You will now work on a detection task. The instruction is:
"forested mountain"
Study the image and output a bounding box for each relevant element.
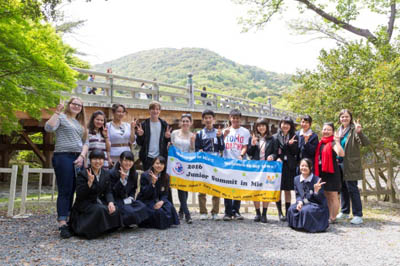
[94,48,295,105]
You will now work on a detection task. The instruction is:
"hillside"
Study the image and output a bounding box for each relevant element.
[94,48,295,104]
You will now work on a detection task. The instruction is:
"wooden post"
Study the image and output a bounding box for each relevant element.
[387,153,396,203]
[20,165,29,215]
[43,132,53,185]
[361,164,368,203]
[374,155,382,201]
[7,165,18,217]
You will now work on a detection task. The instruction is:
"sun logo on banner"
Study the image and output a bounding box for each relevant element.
[265,173,277,184]
[172,162,184,176]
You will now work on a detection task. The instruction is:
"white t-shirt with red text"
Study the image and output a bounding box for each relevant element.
[223,126,250,159]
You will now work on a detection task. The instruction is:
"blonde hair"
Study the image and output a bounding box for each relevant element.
[64,97,87,140]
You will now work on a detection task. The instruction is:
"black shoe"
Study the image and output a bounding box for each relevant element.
[179,212,184,220]
[261,215,268,223]
[279,214,287,222]
[59,224,72,239]
[186,217,193,224]
[253,215,261,222]
[223,215,232,221]
[233,212,244,220]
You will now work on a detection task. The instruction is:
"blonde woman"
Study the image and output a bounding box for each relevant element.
[45,97,88,238]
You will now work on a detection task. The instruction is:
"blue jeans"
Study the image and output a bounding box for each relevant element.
[52,153,80,221]
[178,190,190,218]
[224,199,241,216]
[340,180,363,217]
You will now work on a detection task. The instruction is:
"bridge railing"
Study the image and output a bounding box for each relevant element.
[68,68,299,120]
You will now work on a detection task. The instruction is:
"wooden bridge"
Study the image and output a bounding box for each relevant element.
[1,68,299,178]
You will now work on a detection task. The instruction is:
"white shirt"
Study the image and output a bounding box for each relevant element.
[223,126,250,159]
[300,174,314,183]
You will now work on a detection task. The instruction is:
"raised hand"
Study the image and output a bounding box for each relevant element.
[251,134,258,146]
[149,170,158,185]
[165,126,171,139]
[314,178,326,194]
[355,119,362,134]
[55,103,64,114]
[223,124,230,138]
[87,169,95,187]
[266,155,274,161]
[131,118,138,130]
[288,135,297,145]
[119,169,128,180]
[334,131,341,143]
[102,126,109,138]
[136,123,144,136]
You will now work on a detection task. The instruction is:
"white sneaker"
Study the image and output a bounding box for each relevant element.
[212,214,221,220]
[336,212,350,220]
[350,216,363,225]
[200,214,208,220]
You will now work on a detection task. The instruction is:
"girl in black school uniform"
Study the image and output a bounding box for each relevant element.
[247,118,278,223]
[273,117,299,221]
[137,156,179,229]
[69,149,122,239]
[109,151,149,227]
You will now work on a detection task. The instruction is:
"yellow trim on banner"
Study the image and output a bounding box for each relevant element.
[170,175,280,202]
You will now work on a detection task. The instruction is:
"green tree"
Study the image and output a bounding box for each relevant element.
[287,41,400,159]
[0,0,77,134]
[234,0,398,45]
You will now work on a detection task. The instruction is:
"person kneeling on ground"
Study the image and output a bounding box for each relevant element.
[287,158,329,233]
[137,156,179,229]
[110,151,149,227]
[69,149,122,239]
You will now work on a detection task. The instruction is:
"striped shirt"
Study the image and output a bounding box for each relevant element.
[88,132,109,168]
[45,113,88,153]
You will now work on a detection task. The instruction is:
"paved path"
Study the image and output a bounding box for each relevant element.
[1,203,400,266]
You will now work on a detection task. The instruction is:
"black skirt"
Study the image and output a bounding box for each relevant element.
[139,200,179,229]
[70,203,122,239]
[117,199,150,226]
[280,162,296,191]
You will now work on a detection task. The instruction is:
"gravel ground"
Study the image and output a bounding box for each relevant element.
[1,203,400,266]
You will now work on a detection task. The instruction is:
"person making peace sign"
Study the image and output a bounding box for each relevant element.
[136,101,171,171]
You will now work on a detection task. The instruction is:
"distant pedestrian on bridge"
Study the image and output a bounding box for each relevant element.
[45,97,88,239]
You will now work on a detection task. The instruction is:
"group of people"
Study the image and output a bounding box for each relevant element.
[45,96,368,239]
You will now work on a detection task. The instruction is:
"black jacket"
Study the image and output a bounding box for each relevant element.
[295,131,319,163]
[109,166,139,203]
[273,132,299,170]
[247,136,278,160]
[136,118,170,162]
[74,168,114,211]
[137,170,169,204]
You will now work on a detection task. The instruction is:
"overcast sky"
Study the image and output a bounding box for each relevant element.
[62,0,374,74]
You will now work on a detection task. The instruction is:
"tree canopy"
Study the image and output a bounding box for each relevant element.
[234,0,398,45]
[0,0,78,134]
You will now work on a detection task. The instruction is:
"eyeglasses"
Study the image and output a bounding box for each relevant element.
[70,102,83,108]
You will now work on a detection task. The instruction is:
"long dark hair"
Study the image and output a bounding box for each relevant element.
[278,116,296,137]
[253,118,270,139]
[114,151,136,179]
[150,156,169,188]
[88,110,107,136]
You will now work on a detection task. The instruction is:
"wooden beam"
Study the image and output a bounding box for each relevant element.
[0,144,54,150]
[20,132,46,163]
